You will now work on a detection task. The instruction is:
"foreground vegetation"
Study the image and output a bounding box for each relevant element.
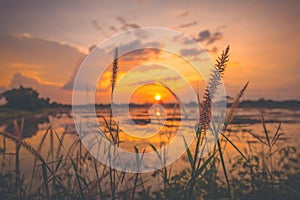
[0,123,299,199]
[0,47,299,199]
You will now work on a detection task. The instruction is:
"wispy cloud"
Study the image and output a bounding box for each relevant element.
[194,29,223,45]
[180,48,204,57]
[116,16,140,31]
[91,20,102,31]
[110,25,118,32]
[179,46,218,60]
[178,10,189,17]
[206,32,222,45]
[91,20,108,35]
[118,40,162,61]
[178,21,197,28]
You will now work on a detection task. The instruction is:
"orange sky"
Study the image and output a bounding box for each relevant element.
[0,0,299,103]
[93,48,207,104]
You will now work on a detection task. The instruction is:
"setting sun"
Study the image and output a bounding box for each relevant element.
[154,94,161,101]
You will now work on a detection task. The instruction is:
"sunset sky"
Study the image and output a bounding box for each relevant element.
[0,0,299,104]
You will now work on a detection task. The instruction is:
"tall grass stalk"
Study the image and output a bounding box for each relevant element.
[186,46,230,197]
[110,47,118,131]
[12,118,24,198]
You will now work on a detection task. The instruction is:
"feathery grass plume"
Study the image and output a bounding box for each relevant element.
[187,46,230,197]
[204,46,231,196]
[111,47,118,94]
[193,46,230,166]
[110,47,118,131]
[0,131,44,163]
[199,45,230,132]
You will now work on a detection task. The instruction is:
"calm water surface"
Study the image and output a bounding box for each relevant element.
[0,107,299,181]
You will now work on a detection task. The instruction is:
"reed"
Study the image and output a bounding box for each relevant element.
[187,46,232,197]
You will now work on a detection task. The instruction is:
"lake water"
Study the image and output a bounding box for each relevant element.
[0,107,299,183]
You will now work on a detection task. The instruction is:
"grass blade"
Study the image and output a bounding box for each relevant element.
[271,122,282,146]
[261,115,270,147]
[193,151,216,180]
[41,163,50,200]
[247,130,268,146]
[70,158,85,199]
[219,131,248,161]
[217,139,231,195]
[183,136,194,171]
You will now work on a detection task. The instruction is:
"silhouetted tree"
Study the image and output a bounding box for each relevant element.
[0,86,52,111]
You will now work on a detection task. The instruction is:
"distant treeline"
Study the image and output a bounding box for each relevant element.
[2,87,300,111]
[229,99,300,109]
[93,99,300,109]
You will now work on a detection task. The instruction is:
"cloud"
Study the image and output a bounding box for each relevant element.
[162,76,181,82]
[10,73,72,103]
[117,39,162,55]
[179,29,224,46]
[88,45,97,52]
[110,26,118,32]
[125,65,164,74]
[134,29,149,39]
[62,56,86,90]
[209,46,218,54]
[116,16,140,31]
[62,40,163,92]
[116,16,127,24]
[118,39,143,52]
[62,44,107,91]
[180,48,204,57]
[91,20,102,31]
[196,30,210,42]
[0,33,85,87]
[178,10,189,17]
[117,40,162,61]
[206,32,222,45]
[122,66,182,92]
[179,47,218,60]
[178,21,197,28]
[120,48,161,62]
[194,29,223,45]
[216,25,227,31]
[123,23,140,29]
[91,20,108,36]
